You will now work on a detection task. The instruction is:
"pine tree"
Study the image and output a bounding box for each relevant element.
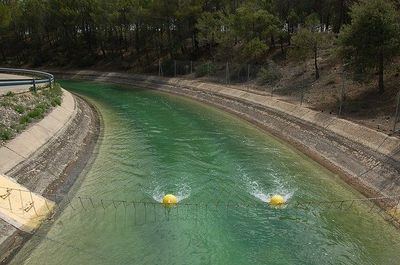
[339,0,400,93]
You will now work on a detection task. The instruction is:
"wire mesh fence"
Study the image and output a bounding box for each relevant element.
[1,185,399,224]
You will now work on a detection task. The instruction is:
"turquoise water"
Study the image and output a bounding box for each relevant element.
[11,80,400,265]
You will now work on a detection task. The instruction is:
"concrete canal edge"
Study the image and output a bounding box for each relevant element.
[0,89,100,264]
[52,70,400,225]
[0,90,76,173]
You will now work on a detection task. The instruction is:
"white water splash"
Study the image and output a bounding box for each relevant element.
[147,182,191,203]
[149,185,164,202]
[245,174,295,204]
[176,183,191,201]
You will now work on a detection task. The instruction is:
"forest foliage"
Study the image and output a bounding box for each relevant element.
[0,0,399,91]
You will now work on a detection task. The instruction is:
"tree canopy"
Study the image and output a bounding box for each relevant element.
[290,13,332,80]
[0,0,399,88]
[339,0,400,93]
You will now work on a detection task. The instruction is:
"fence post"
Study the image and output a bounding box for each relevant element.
[300,65,305,106]
[32,79,36,92]
[190,61,193,74]
[339,68,346,116]
[393,90,400,132]
[174,60,177,77]
[226,62,229,84]
[247,64,250,82]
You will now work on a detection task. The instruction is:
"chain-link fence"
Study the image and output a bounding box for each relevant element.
[147,59,264,85]
[143,59,400,135]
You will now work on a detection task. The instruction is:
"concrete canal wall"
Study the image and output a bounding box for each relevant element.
[0,84,100,263]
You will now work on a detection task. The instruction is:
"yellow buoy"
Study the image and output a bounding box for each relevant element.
[162,194,177,207]
[269,194,285,207]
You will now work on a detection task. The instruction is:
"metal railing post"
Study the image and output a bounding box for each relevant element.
[32,79,36,92]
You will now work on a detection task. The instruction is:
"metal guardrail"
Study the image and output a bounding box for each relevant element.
[0,68,54,88]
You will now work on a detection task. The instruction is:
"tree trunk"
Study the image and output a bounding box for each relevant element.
[378,51,384,94]
[135,22,140,54]
[270,35,275,48]
[336,0,345,33]
[314,46,320,80]
[0,47,6,61]
[279,36,285,55]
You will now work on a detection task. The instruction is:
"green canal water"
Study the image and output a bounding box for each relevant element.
[11,80,400,265]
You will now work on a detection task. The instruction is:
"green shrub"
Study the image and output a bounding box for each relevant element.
[5,91,15,97]
[257,62,282,85]
[19,115,31,125]
[228,64,260,82]
[51,97,62,106]
[52,83,62,94]
[27,105,47,119]
[43,83,62,100]
[14,105,25,114]
[11,123,25,133]
[195,62,217,77]
[0,98,12,107]
[37,102,50,110]
[0,128,12,140]
[4,83,63,132]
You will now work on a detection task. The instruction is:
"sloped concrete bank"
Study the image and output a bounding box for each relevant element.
[53,70,400,224]
[0,89,100,264]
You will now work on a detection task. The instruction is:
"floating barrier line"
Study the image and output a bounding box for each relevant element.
[0,185,399,206]
[0,185,398,216]
[32,160,400,210]
[0,168,399,223]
